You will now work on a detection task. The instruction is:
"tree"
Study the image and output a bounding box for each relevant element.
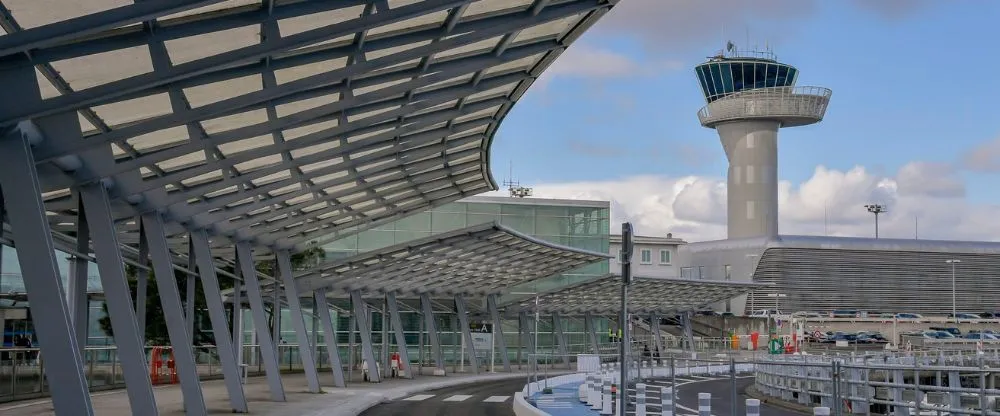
[98,246,326,346]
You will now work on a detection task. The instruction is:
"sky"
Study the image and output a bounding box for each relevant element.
[486,0,1000,242]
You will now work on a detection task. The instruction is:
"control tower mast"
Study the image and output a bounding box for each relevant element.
[695,44,831,239]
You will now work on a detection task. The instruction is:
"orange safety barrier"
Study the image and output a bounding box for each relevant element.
[149,347,179,385]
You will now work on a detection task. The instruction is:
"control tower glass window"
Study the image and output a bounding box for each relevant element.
[696,60,799,102]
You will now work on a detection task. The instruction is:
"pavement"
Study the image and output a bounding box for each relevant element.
[0,368,544,416]
[359,377,527,416]
[644,375,806,416]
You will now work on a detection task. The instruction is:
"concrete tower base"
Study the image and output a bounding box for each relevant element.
[716,120,780,240]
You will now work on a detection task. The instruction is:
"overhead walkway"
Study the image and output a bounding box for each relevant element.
[0,1,620,415]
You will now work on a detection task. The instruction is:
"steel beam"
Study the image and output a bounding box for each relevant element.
[351,290,381,383]
[487,295,511,372]
[235,241,286,401]
[136,219,148,344]
[585,313,600,355]
[385,292,412,378]
[454,295,479,374]
[142,213,208,415]
[68,195,90,352]
[79,183,159,415]
[276,250,321,392]
[420,293,444,371]
[190,230,248,412]
[0,127,94,416]
[314,289,346,387]
[553,312,570,367]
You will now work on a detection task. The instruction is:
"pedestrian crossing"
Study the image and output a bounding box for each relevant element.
[400,394,511,403]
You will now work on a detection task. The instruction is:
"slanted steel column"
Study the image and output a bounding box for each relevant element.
[185,237,196,341]
[234,241,286,401]
[681,311,695,350]
[420,293,444,371]
[276,250,321,392]
[0,129,94,415]
[454,295,479,374]
[141,214,208,415]
[487,295,511,371]
[385,292,413,378]
[136,219,148,345]
[351,291,381,383]
[68,196,90,352]
[231,277,243,364]
[190,231,248,412]
[314,289,346,387]
[585,313,600,354]
[80,184,160,415]
[271,281,281,347]
[650,314,664,357]
[553,312,570,367]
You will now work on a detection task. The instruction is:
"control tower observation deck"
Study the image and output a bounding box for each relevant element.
[695,48,831,239]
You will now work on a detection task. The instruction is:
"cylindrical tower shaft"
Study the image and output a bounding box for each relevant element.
[717,121,779,239]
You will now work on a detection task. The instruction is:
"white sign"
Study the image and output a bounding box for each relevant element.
[470,332,493,357]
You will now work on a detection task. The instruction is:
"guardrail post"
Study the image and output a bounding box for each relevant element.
[746,398,760,416]
[813,406,830,416]
[636,383,646,416]
[661,386,674,416]
[698,392,711,416]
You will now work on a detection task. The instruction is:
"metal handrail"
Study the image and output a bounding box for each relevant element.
[697,85,832,126]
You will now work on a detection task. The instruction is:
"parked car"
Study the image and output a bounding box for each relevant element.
[895,313,924,321]
[948,313,982,321]
[963,333,999,340]
[929,327,961,336]
[830,309,861,318]
[792,311,823,318]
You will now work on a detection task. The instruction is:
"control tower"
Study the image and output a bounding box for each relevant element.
[695,45,831,239]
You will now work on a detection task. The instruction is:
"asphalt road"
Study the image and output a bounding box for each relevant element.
[359,377,525,416]
[672,376,804,416]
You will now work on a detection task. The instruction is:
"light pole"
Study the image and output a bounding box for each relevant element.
[946,259,960,323]
[864,204,886,239]
[766,293,788,315]
[619,222,634,416]
[746,254,759,315]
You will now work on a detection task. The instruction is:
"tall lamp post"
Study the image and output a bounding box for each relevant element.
[745,254,759,315]
[864,204,886,239]
[619,222,634,416]
[946,259,960,323]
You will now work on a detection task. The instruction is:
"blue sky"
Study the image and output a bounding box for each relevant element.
[484,0,1000,241]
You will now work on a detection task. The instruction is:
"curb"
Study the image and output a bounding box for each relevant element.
[743,385,815,414]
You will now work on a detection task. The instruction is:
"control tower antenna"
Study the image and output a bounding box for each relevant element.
[502,161,532,198]
[694,47,832,239]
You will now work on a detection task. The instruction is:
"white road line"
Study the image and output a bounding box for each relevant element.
[443,394,473,402]
[403,394,435,401]
[483,395,510,403]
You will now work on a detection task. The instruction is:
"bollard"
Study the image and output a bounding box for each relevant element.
[636,383,647,416]
[813,407,830,416]
[585,375,594,405]
[601,379,612,415]
[746,398,760,416]
[661,386,674,416]
[590,376,602,410]
[698,392,711,416]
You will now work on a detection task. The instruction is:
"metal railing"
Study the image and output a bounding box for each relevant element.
[697,85,832,127]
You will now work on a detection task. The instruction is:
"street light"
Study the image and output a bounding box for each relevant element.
[766,293,788,315]
[946,259,961,323]
[746,254,759,315]
[864,204,887,239]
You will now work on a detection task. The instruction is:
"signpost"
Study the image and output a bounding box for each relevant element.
[620,222,634,416]
[469,322,494,371]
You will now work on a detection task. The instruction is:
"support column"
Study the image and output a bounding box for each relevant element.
[80,184,159,415]
[585,313,600,354]
[185,263,196,341]
[0,130,94,415]
[351,291,381,383]
[234,241,286,401]
[519,312,537,370]
[650,314,664,358]
[276,250,321,392]
[386,292,413,378]
[314,289,346,387]
[136,219,148,345]
[553,312,570,367]
[421,293,445,371]
[231,278,243,365]
[681,311,695,351]
[455,295,479,374]
[190,231,248,412]
[142,213,208,415]
[487,295,511,371]
[68,196,90,352]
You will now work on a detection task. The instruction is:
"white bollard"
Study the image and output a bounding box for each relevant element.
[746,398,760,416]
[601,379,612,415]
[636,383,647,416]
[698,392,711,416]
[813,407,831,416]
[661,386,674,416]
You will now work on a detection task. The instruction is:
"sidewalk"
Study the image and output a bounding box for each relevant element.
[0,369,537,416]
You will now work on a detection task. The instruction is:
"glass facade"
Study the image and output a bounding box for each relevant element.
[695,59,798,102]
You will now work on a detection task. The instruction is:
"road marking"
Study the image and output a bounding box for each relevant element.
[483,395,510,402]
[403,394,434,401]
[443,394,473,402]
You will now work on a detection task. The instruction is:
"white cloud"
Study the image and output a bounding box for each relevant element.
[537,44,683,86]
[495,162,1000,243]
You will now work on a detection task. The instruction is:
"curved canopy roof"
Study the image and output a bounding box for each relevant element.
[0,0,616,257]
[294,221,612,296]
[510,274,764,315]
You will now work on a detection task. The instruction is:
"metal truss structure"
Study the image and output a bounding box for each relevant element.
[295,221,613,295]
[511,275,765,315]
[0,1,619,415]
